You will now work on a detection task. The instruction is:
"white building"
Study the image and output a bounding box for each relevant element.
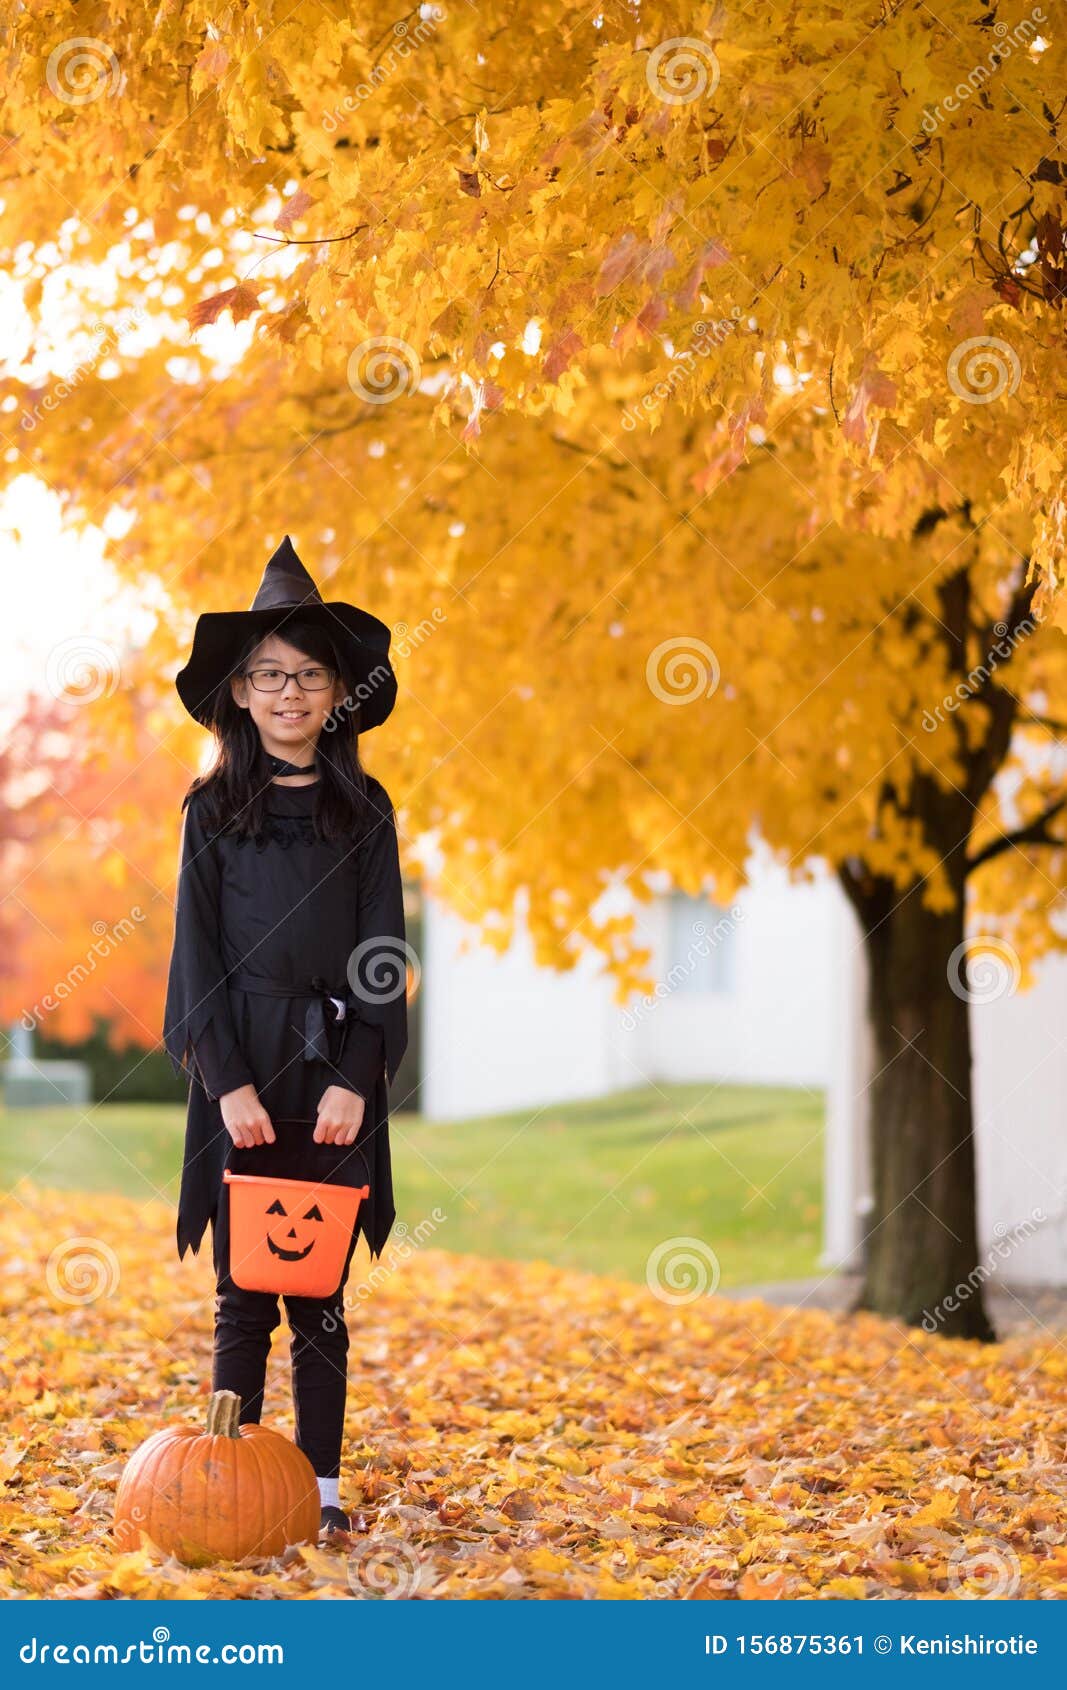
[820,901,1067,1289]
[421,852,843,1117]
[417,859,1067,1289]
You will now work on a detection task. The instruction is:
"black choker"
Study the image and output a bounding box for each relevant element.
[264,750,317,777]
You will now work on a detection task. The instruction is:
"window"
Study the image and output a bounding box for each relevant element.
[665,892,737,994]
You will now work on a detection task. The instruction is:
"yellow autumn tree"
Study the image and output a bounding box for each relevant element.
[2,0,1066,1336]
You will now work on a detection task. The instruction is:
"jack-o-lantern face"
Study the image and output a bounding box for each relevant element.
[265,1197,325,1262]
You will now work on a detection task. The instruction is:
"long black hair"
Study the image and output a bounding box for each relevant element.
[183,611,375,844]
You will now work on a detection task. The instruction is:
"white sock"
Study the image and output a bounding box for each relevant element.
[317,1476,340,1509]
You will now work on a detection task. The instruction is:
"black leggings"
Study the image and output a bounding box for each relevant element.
[209,1193,360,1479]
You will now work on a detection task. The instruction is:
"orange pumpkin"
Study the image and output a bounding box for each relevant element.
[113,1389,320,1566]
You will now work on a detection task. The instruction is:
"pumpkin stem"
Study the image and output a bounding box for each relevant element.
[205,1389,243,1438]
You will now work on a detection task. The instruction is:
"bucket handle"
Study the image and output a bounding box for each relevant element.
[223,1168,370,1198]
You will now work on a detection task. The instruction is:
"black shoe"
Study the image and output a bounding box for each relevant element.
[319,1504,352,1539]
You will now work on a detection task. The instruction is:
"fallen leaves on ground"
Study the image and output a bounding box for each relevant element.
[1,1180,1066,1599]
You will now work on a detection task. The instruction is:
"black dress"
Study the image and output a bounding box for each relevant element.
[161,774,408,1269]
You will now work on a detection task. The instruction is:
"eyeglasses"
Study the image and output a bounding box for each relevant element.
[244,665,337,692]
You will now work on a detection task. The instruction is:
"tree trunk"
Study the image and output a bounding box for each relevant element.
[844,861,995,1342]
[833,556,1034,1342]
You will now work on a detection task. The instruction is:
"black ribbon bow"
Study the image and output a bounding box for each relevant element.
[304,974,350,1064]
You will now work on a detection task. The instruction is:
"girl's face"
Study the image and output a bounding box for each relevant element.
[230,633,348,762]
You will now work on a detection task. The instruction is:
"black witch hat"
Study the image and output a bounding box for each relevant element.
[174,536,397,731]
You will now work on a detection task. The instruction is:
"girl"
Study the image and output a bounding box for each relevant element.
[162,536,408,1543]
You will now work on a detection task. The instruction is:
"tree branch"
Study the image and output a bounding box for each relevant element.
[1017,713,1067,737]
[252,224,369,246]
[971,561,1040,677]
[967,795,1067,873]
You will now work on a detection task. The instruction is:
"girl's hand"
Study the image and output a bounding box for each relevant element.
[220,1084,276,1148]
[314,1085,366,1146]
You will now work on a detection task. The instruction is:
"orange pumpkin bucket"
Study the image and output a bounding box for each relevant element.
[223,1169,370,1297]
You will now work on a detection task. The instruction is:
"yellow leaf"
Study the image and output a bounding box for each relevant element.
[909,1488,958,1527]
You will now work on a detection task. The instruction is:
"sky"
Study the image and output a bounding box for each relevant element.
[0,236,275,730]
[0,477,155,731]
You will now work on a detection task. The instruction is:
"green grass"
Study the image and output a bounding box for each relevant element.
[0,1083,824,1286]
